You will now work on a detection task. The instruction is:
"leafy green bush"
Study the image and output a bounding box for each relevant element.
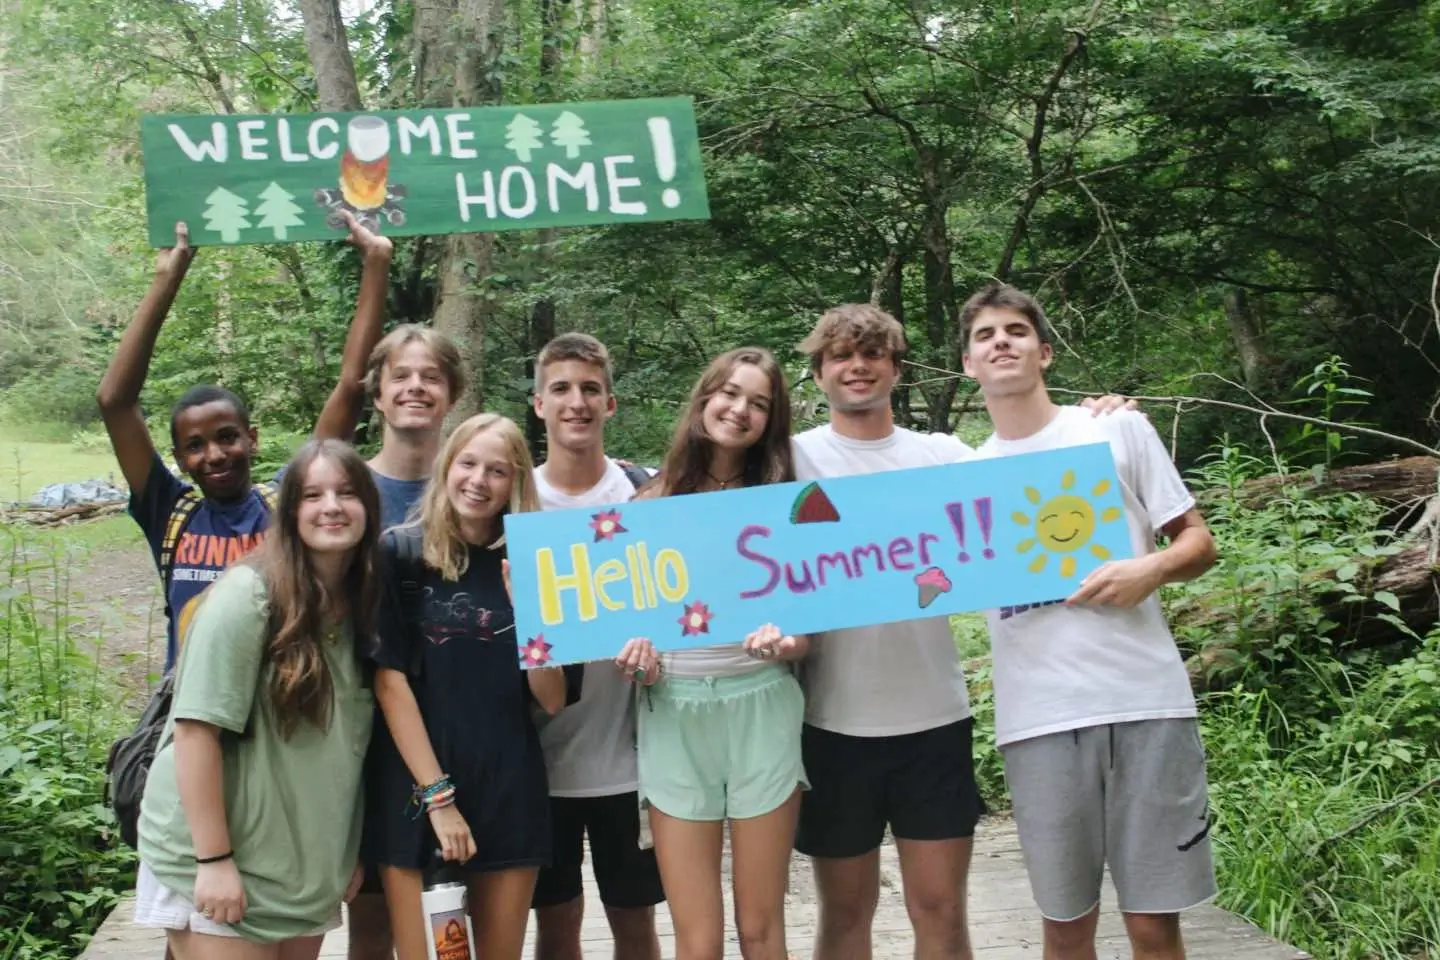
[1,530,136,960]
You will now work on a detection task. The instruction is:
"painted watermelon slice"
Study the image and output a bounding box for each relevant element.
[790,482,841,524]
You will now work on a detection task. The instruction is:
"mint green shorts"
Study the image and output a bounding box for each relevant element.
[637,665,808,821]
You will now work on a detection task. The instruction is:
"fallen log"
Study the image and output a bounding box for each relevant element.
[1178,543,1439,692]
[0,500,127,526]
[1200,456,1437,519]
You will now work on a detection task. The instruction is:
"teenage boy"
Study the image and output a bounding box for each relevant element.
[96,215,392,672]
[529,332,664,960]
[363,323,467,528]
[346,322,467,960]
[790,304,1132,960]
[961,283,1217,960]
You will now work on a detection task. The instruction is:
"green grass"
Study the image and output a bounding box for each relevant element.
[0,420,126,502]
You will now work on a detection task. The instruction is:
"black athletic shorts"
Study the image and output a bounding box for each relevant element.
[795,717,987,859]
[531,792,665,910]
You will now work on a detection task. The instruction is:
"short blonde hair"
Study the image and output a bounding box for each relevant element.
[536,332,613,392]
[796,304,908,375]
[416,413,539,580]
[364,325,467,403]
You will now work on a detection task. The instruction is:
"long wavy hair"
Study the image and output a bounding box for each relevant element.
[247,438,382,739]
[652,347,795,497]
[414,413,540,580]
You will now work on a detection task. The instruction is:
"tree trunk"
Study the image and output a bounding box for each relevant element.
[920,201,960,433]
[1224,286,1266,392]
[880,252,914,430]
[412,0,506,421]
[294,0,363,112]
[578,0,605,60]
[524,0,563,460]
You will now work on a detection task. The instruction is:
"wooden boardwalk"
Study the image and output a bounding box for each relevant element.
[82,819,1309,959]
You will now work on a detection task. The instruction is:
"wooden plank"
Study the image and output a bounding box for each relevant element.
[82,819,1310,960]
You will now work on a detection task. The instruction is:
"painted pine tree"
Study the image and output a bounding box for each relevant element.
[550,112,592,159]
[203,187,251,243]
[254,183,305,240]
[505,113,545,163]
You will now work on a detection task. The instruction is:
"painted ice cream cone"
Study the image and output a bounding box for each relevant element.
[915,566,953,609]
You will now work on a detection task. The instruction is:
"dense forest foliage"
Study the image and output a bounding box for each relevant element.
[1,0,1438,958]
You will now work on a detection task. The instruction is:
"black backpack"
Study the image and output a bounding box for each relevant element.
[104,673,175,849]
[104,485,278,849]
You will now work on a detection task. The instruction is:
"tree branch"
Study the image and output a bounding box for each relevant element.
[1308,774,1440,858]
[995,28,1088,280]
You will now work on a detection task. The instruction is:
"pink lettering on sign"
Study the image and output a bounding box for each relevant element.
[736,524,942,599]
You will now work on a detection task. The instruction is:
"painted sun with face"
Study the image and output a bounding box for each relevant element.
[1013,470,1123,578]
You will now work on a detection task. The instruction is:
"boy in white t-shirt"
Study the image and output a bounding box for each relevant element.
[961,284,1218,960]
[790,304,1132,960]
[528,333,663,960]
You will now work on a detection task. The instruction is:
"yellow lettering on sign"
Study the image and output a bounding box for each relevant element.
[537,544,596,624]
[535,541,693,624]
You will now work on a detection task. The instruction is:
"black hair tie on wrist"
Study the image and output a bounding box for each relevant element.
[196,851,234,864]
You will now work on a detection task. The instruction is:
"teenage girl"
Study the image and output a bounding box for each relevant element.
[364,413,569,960]
[135,438,384,959]
[617,347,810,960]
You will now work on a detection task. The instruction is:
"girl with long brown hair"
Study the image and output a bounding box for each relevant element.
[363,413,569,960]
[617,347,811,960]
[134,438,384,959]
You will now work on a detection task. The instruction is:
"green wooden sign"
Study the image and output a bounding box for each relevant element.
[140,97,710,247]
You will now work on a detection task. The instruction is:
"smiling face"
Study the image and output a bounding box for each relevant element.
[701,362,773,451]
[296,454,368,555]
[445,429,515,539]
[962,306,1053,397]
[815,340,899,414]
[374,341,453,434]
[535,358,615,453]
[1035,494,1096,553]
[172,400,257,502]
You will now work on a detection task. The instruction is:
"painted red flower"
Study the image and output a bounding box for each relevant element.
[678,601,714,637]
[589,509,628,542]
[521,635,554,667]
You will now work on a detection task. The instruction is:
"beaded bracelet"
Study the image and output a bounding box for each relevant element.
[407,775,456,819]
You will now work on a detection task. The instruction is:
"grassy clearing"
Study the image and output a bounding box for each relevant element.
[0,421,125,502]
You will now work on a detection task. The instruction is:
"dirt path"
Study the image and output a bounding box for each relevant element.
[63,538,164,708]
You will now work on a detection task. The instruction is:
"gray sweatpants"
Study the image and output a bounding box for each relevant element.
[1001,718,1218,922]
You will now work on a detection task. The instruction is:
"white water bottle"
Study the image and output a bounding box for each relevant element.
[422,858,476,960]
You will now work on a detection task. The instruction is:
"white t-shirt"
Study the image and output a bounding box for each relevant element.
[790,425,975,737]
[533,459,642,797]
[974,407,1199,747]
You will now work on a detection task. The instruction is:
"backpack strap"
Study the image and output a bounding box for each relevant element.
[390,528,427,678]
[255,482,278,513]
[620,463,653,493]
[158,489,204,597]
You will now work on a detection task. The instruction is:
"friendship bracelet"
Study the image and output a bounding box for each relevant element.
[424,787,457,813]
[407,775,457,819]
[195,851,234,864]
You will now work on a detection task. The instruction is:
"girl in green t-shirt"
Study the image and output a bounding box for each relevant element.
[135,438,384,955]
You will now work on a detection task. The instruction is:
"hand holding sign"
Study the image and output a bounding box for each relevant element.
[743,623,806,661]
[155,221,197,282]
[615,637,661,686]
[340,209,393,262]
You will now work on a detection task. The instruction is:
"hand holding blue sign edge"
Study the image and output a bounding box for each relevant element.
[504,442,1134,667]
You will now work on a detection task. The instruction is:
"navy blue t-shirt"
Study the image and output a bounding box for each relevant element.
[371,469,428,532]
[128,454,273,671]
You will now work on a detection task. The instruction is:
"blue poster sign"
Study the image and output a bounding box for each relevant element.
[504,443,1134,667]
